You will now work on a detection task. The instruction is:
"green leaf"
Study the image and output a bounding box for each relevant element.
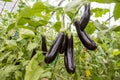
[116,61,120,67]
[52,22,61,32]
[17,18,49,27]
[111,26,120,32]
[112,49,120,56]
[18,25,36,33]
[85,21,96,34]
[65,0,84,12]
[0,65,19,79]
[32,1,54,13]
[114,3,120,20]
[90,0,119,3]
[5,40,17,47]
[17,17,29,25]
[19,7,33,17]
[24,52,44,80]
[19,28,35,39]
[40,71,51,78]
[15,71,23,80]
[5,40,17,50]
[66,11,75,20]
[32,20,48,27]
[27,43,38,51]
[93,20,108,30]
[32,2,48,12]
[0,52,11,62]
[3,0,11,2]
[19,2,54,18]
[91,8,110,17]
[7,23,15,31]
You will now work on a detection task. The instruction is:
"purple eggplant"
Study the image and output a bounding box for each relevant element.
[44,33,64,63]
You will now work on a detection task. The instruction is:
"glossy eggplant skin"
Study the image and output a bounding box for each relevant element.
[59,34,67,54]
[45,33,64,64]
[42,35,47,55]
[64,34,75,74]
[74,22,97,50]
[78,4,90,31]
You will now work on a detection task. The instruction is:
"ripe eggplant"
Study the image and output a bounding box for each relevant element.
[44,33,64,64]
[78,4,90,30]
[42,35,47,55]
[64,34,75,74]
[59,34,67,54]
[74,22,97,50]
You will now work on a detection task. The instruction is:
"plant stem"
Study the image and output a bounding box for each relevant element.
[61,14,65,31]
[104,15,113,23]
[68,6,81,31]
[50,55,59,80]
[68,1,89,31]
[51,0,64,15]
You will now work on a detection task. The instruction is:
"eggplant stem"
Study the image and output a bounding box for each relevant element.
[50,55,59,79]
[68,6,81,32]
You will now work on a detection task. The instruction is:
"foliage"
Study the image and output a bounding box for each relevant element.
[0,0,120,80]
[91,8,109,17]
[114,3,120,20]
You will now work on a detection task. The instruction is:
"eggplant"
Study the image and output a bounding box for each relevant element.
[74,22,97,50]
[44,33,64,64]
[42,35,47,55]
[78,4,90,30]
[59,34,67,54]
[64,34,75,74]
[31,48,37,58]
[80,30,96,50]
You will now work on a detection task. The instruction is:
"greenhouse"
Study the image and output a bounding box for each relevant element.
[0,0,120,80]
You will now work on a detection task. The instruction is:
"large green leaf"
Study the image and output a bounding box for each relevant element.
[19,28,35,38]
[18,25,37,33]
[19,7,33,18]
[0,52,11,62]
[65,0,84,12]
[24,52,44,80]
[33,1,54,13]
[17,17,49,27]
[19,2,54,18]
[85,21,96,34]
[91,8,109,17]
[114,3,120,20]
[0,65,20,79]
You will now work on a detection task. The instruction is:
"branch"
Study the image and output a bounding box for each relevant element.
[105,15,113,23]
[10,0,19,12]
[0,2,6,14]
